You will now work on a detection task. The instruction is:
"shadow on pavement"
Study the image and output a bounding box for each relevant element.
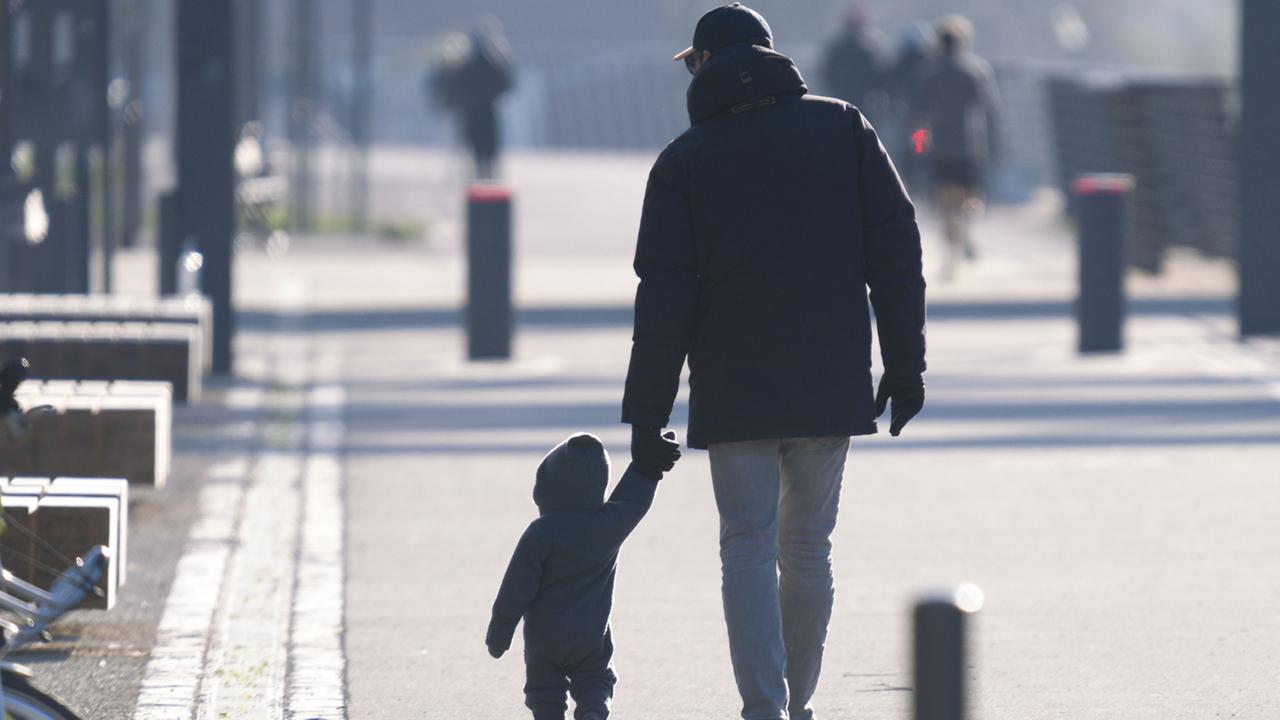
[236,295,1233,333]
[342,395,1278,433]
[341,432,1280,456]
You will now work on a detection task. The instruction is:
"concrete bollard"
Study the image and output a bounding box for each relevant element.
[914,583,984,720]
[1073,174,1134,354]
[466,184,514,360]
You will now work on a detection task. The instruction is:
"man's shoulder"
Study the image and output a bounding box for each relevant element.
[799,93,854,111]
[647,133,697,186]
[798,94,867,123]
[655,130,697,163]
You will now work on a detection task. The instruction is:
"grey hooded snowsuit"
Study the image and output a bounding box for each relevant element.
[486,434,659,720]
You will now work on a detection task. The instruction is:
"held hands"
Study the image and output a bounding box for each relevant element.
[630,426,681,480]
[875,373,925,437]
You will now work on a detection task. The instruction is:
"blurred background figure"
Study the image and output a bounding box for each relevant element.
[886,21,938,196]
[910,14,1000,280]
[427,17,515,181]
[820,5,889,123]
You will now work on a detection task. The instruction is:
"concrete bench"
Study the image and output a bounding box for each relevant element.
[1,477,128,610]
[0,294,213,372]
[0,380,172,487]
[0,321,201,402]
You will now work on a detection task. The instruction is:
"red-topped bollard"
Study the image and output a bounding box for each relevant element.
[1072,174,1134,354]
[466,184,514,360]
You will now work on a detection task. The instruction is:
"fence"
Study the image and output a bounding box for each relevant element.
[1045,72,1238,272]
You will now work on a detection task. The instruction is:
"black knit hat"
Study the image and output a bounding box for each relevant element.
[673,3,773,61]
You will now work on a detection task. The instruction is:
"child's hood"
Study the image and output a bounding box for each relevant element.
[534,433,610,514]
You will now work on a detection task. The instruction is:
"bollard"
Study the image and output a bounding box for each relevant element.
[1073,174,1134,354]
[466,184,514,360]
[914,583,984,720]
[157,190,181,296]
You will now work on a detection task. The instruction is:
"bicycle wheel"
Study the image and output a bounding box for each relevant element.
[1,670,81,720]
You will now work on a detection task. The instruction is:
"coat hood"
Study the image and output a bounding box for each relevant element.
[687,44,808,124]
[533,433,610,514]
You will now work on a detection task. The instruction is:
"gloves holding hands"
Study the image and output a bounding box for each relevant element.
[875,373,925,437]
[630,426,681,480]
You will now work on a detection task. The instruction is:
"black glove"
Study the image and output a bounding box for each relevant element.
[486,619,513,659]
[630,426,681,479]
[875,373,924,437]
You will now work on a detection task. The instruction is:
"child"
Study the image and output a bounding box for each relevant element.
[487,431,679,720]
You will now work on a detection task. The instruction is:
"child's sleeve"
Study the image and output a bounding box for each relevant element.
[600,463,660,544]
[486,524,550,657]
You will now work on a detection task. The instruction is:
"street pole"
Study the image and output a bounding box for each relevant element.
[1,1,10,164]
[86,0,111,294]
[121,0,145,250]
[237,0,262,126]
[1239,0,1280,336]
[351,0,372,230]
[290,0,315,231]
[0,2,11,290]
[177,0,235,374]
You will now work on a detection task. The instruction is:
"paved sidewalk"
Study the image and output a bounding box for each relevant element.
[290,154,1276,719]
[92,149,1277,719]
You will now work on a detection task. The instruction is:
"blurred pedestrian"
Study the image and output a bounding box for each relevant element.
[819,5,889,120]
[623,4,927,718]
[427,17,514,180]
[885,22,938,194]
[910,14,1001,279]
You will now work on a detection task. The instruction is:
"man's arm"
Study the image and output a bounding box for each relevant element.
[621,149,699,430]
[486,524,549,658]
[600,463,661,544]
[856,111,926,379]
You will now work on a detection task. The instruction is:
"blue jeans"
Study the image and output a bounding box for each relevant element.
[709,437,850,720]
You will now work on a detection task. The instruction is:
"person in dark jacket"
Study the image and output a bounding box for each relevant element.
[910,14,1001,279]
[819,5,888,120]
[622,4,926,719]
[885,22,939,194]
[486,432,679,720]
[429,16,514,180]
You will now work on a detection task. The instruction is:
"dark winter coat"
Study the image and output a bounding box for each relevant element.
[486,434,657,659]
[433,32,513,162]
[821,27,887,109]
[911,49,1000,163]
[621,44,926,449]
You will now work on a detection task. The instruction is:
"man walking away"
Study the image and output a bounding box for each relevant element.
[820,5,888,121]
[911,15,1001,280]
[885,22,938,195]
[622,4,927,719]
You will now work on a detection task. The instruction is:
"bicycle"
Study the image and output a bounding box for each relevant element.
[1,357,111,719]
